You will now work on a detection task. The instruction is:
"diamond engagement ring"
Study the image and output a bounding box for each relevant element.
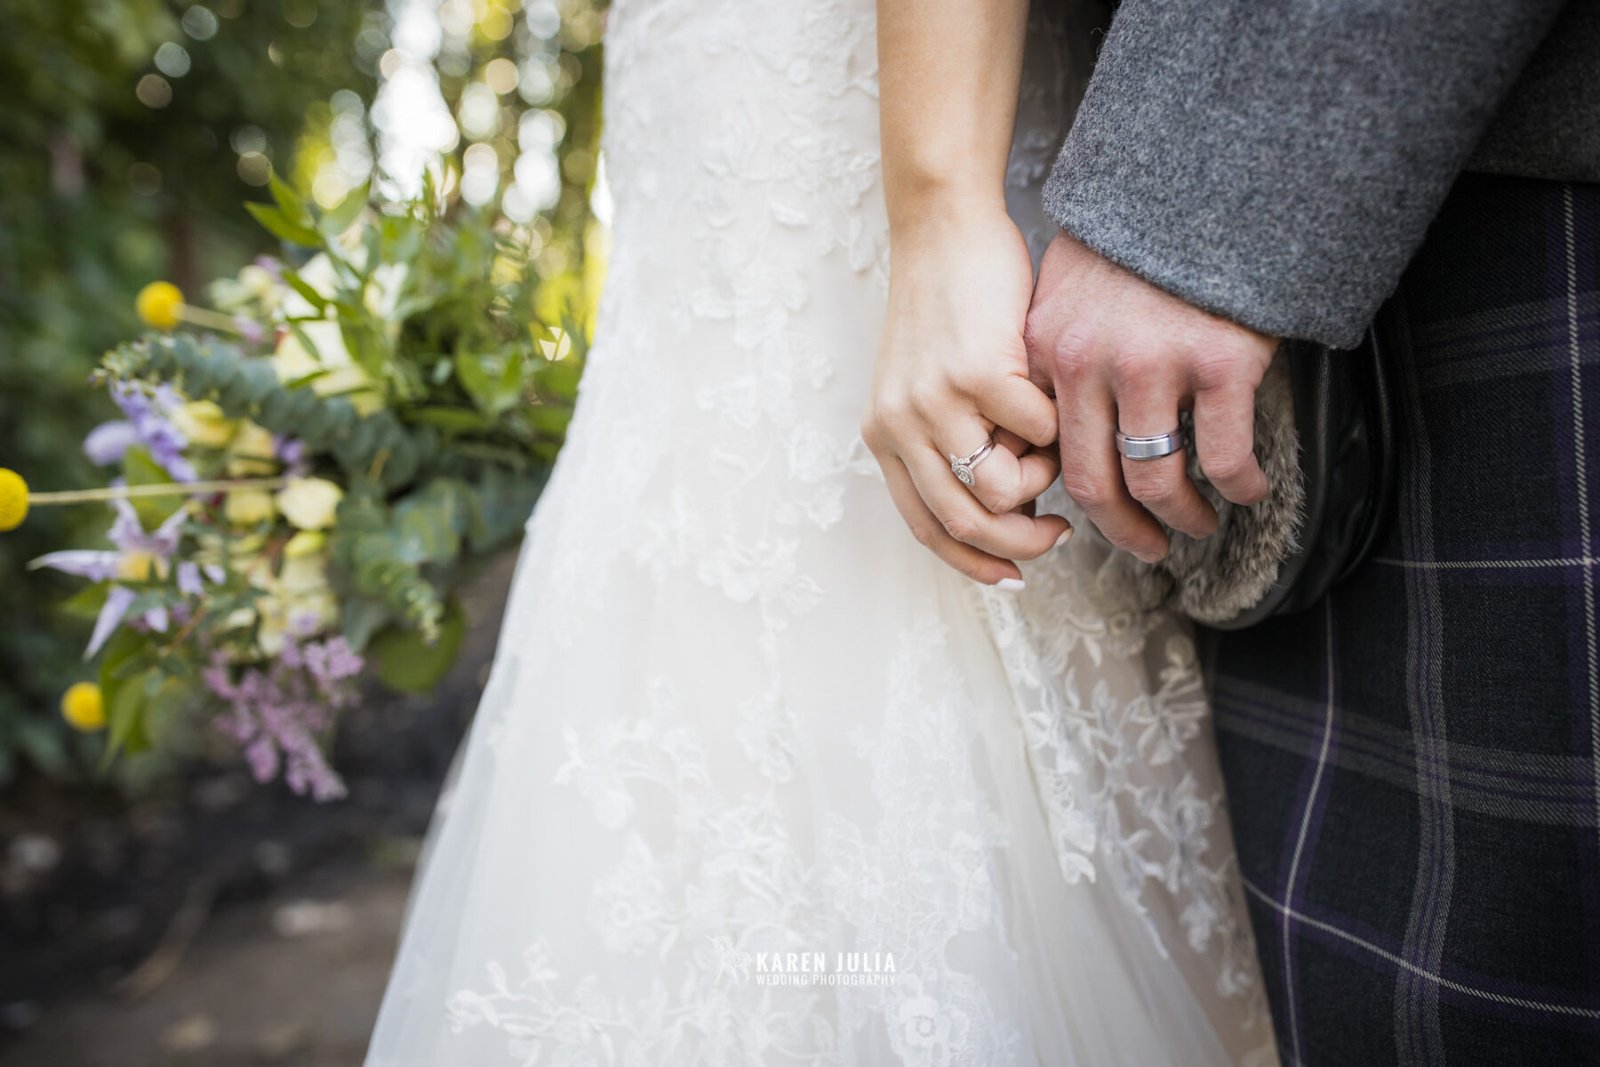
[949,431,998,487]
[1115,427,1186,461]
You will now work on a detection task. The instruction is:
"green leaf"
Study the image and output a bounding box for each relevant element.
[105,670,150,759]
[279,268,330,313]
[121,445,180,529]
[368,598,467,693]
[60,583,110,620]
[268,173,314,228]
[321,180,370,236]
[98,628,151,764]
[245,201,322,248]
[340,596,394,652]
[404,406,497,435]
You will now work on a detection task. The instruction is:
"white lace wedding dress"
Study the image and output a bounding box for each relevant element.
[366,1,1276,1063]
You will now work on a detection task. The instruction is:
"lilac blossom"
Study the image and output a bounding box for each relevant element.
[235,316,265,345]
[83,382,197,482]
[203,621,362,801]
[274,436,311,477]
[30,498,191,658]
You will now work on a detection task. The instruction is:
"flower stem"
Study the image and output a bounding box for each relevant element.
[28,477,290,506]
[179,305,244,334]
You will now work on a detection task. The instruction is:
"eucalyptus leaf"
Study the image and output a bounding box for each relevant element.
[368,598,467,694]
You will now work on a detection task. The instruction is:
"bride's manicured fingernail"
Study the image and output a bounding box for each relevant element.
[994,577,1026,592]
[1053,528,1074,548]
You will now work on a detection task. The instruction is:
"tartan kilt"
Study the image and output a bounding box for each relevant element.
[1204,172,1600,1066]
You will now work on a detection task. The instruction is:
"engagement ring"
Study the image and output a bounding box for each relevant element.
[949,431,998,487]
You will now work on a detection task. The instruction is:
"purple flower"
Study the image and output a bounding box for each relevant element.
[30,498,189,658]
[83,421,141,466]
[85,382,197,482]
[177,560,204,597]
[87,587,137,659]
[203,629,362,802]
[235,316,265,345]
[274,436,310,477]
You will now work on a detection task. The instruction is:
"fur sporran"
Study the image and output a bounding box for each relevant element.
[1088,314,1399,630]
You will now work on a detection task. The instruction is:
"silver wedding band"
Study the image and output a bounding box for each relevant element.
[949,431,998,487]
[1115,427,1185,461]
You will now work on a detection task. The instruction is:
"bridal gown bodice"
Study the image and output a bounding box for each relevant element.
[365,1,1277,1063]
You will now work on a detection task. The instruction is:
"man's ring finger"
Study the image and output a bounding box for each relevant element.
[1115,427,1186,462]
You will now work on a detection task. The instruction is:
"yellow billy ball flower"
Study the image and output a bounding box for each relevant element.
[135,281,185,331]
[0,468,29,532]
[60,682,107,732]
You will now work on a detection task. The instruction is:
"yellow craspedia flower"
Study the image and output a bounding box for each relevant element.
[60,682,106,732]
[0,468,29,532]
[135,281,185,331]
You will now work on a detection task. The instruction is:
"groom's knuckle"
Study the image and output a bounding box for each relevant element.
[1058,332,1100,376]
[1126,469,1175,506]
[1022,308,1052,356]
[1201,448,1251,486]
[1060,471,1107,510]
[1192,343,1258,391]
[1109,348,1155,389]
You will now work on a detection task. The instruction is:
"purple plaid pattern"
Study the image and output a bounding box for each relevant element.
[1205,173,1600,1065]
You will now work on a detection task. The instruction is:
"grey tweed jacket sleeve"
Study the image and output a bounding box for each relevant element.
[1041,0,1578,348]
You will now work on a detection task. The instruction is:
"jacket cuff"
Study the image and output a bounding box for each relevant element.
[1042,0,1564,349]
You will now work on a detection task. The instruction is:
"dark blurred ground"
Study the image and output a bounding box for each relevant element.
[0,550,518,1067]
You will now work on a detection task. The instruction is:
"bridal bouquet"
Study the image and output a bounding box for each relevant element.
[0,177,581,799]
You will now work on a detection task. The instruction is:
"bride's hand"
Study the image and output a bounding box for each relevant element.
[862,210,1072,587]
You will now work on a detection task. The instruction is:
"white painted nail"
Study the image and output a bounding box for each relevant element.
[995,577,1026,592]
[1054,528,1074,548]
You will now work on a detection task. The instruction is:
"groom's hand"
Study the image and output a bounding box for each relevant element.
[1024,232,1276,562]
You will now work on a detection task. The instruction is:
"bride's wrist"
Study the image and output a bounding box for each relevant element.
[888,192,1012,257]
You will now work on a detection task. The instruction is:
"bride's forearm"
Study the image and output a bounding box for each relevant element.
[876,0,1030,234]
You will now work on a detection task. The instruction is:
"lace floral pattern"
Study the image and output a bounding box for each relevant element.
[367,1,1272,1064]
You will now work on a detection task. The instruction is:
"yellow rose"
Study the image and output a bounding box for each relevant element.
[240,552,276,590]
[283,530,327,559]
[255,587,338,655]
[238,264,280,303]
[272,322,382,415]
[171,400,238,450]
[60,682,107,732]
[224,487,277,527]
[278,553,329,595]
[135,281,185,331]
[226,420,278,477]
[275,477,343,531]
[0,468,29,532]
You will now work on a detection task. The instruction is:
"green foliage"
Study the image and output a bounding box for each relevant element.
[0,0,608,790]
[75,179,569,790]
[0,0,376,787]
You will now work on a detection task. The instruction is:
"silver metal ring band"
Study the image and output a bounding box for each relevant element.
[1115,428,1185,461]
[949,432,998,487]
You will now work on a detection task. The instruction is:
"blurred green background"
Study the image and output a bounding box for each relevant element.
[0,0,606,789]
[0,3,611,1059]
